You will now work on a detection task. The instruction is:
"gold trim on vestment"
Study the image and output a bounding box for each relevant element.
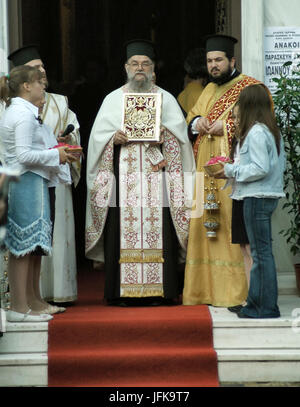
[186,258,244,268]
[62,96,69,130]
[41,93,51,122]
[119,249,164,264]
[49,94,62,135]
[120,284,164,297]
[42,93,62,136]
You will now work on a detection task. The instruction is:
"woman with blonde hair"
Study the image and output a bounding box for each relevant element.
[0,65,74,322]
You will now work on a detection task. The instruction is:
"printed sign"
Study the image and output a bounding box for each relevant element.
[264,27,300,94]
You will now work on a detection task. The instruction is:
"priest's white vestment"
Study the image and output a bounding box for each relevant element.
[86,85,195,299]
[40,92,80,303]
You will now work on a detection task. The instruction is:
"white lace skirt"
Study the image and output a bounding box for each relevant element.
[4,172,52,257]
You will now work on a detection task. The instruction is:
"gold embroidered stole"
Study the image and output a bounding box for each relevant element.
[42,93,81,185]
[193,76,260,159]
[42,93,67,136]
[85,133,190,296]
[119,143,164,297]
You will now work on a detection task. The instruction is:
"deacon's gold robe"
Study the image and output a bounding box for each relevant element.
[183,73,260,307]
[177,80,205,116]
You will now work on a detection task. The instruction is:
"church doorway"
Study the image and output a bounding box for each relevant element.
[19,0,216,264]
[21,0,216,97]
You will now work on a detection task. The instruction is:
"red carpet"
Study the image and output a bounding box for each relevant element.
[48,266,219,387]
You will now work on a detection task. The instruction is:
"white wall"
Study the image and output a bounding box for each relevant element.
[264,0,300,26]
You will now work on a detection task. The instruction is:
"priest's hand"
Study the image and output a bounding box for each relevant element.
[195,117,211,135]
[159,126,166,144]
[114,130,128,145]
[208,120,224,137]
[57,130,72,143]
[148,126,166,146]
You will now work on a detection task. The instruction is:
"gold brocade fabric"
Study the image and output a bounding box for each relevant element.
[183,74,260,307]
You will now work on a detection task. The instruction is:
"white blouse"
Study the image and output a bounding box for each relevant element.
[0,97,60,181]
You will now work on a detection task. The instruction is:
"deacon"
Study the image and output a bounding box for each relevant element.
[177,47,209,117]
[7,45,80,311]
[85,39,195,306]
[183,35,263,308]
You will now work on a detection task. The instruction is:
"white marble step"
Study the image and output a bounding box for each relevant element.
[210,294,300,383]
[218,349,300,383]
[213,325,300,349]
[0,321,48,354]
[0,320,48,387]
[0,353,48,386]
[210,294,300,350]
[218,348,300,361]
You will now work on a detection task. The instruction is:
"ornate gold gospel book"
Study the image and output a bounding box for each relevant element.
[122,93,162,142]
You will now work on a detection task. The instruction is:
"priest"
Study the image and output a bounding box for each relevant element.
[85,39,195,305]
[183,35,262,307]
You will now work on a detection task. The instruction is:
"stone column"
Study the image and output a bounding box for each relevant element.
[0,0,9,76]
[241,0,264,81]
[7,0,22,61]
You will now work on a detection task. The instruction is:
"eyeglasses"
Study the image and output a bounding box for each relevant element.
[127,61,153,69]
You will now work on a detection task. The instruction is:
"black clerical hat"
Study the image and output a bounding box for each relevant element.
[205,34,238,56]
[125,39,155,60]
[8,45,41,66]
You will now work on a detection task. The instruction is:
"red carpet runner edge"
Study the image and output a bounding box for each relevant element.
[48,268,219,387]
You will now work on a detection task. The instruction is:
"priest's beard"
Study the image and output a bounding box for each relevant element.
[41,74,49,90]
[127,70,153,92]
[209,66,234,85]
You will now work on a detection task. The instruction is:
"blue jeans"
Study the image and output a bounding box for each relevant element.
[241,197,280,318]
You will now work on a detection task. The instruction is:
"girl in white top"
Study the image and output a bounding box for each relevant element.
[0,65,74,322]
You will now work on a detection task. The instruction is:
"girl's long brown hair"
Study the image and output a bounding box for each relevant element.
[236,84,281,155]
